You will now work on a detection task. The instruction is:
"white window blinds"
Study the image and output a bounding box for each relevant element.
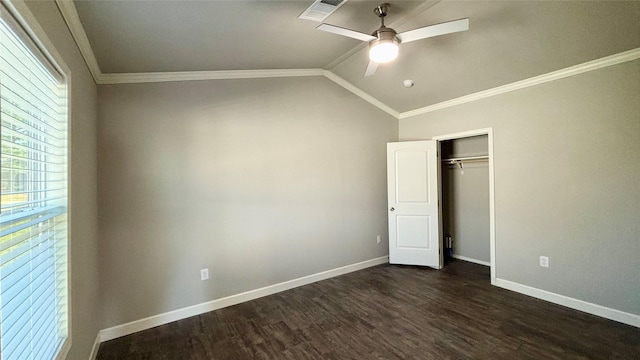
[0,6,69,360]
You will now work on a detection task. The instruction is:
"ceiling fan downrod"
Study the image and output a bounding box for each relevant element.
[374,3,391,28]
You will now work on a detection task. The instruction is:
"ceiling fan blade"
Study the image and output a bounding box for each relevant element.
[397,18,469,44]
[364,61,378,77]
[317,24,376,42]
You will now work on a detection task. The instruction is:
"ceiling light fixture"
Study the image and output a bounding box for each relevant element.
[368,14,399,63]
[368,30,399,63]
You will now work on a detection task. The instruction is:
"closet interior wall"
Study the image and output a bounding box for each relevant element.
[441,135,490,265]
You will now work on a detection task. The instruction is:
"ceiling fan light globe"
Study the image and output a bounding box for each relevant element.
[369,41,399,63]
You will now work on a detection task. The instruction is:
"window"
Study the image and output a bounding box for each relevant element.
[0,6,69,360]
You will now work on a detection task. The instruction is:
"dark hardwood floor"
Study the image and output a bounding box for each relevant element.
[96,259,640,359]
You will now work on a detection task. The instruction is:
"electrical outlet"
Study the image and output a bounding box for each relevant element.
[200,268,209,281]
[376,235,382,244]
[539,256,549,268]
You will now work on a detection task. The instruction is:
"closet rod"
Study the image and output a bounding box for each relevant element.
[441,155,488,163]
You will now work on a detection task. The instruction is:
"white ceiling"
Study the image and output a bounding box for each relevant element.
[71,0,640,113]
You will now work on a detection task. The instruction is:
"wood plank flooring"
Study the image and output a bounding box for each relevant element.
[96,259,640,359]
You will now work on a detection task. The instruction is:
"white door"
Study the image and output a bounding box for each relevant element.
[387,141,442,268]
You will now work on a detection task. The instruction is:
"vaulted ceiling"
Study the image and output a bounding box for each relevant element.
[69,0,640,114]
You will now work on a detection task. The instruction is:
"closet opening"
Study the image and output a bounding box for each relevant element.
[438,134,492,272]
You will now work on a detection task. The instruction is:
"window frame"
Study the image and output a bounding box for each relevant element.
[0,1,73,359]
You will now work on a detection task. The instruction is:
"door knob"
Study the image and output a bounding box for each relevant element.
[390,207,395,211]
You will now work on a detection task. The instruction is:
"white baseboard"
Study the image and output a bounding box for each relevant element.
[98,256,389,343]
[451,254,491,267]
[88,333,101,360]
[494,278,640,328]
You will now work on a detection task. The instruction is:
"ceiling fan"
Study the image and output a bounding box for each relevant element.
[317,3,469,76]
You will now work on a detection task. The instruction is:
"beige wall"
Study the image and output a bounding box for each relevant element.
[22,1,100,359]
[14,1,639,356]
[97,77,398,327]
[400,60,640,316]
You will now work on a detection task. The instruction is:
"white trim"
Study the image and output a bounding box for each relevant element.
[55,0,101,83]
[98,68,325,85]
[400,47,640,119]
[88,333,101,360]
[432,128,492,141]
[85,46,640,121]
[55,339,71,360]
[323,71,400,118]
[431,128,496,284]
[2,2,76,360]
[97,69,400,119]
[54,0,326,85]
[325,44,369,72]
[98,256,389,342]
[494,278,640,328]
[4,0,70,76]
[487,129,496,284]
[452,254,490,267]
[54,1,640,119]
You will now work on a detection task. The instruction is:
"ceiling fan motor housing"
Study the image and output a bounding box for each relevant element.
[371,27,399,45]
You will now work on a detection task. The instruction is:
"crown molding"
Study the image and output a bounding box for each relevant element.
[54,0,639,121]
[97,69,399,119]
[399,47,640,119]
[323,71,400,119]
[55,0,101,83]
[98,69,325,85]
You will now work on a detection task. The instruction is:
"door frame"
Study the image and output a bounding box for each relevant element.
[432,128,496,284]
